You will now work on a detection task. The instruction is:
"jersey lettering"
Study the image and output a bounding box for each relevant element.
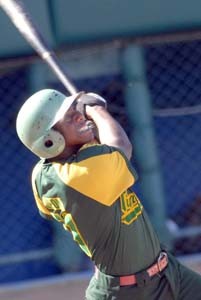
[42,197,67,222]
[63,214,92,257]
[42,196,92,257]
[120,190,143,225]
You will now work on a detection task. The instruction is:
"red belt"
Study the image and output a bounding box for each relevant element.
[95,251,168,287]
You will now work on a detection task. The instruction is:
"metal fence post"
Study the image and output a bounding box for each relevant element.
[121,45,171,247]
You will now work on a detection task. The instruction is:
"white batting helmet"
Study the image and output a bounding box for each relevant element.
[16,89,83,159]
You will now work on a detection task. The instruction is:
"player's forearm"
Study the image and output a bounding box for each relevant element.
[86,105,133,159]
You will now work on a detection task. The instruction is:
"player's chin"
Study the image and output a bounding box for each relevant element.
[79,127,94,140]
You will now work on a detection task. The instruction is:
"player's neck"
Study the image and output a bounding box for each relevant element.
[48,144,83,161]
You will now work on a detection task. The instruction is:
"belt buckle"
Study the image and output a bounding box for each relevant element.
[135,270,151,287]
[157,251,168,272]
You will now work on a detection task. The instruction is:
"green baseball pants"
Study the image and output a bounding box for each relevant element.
[85,253,201,300]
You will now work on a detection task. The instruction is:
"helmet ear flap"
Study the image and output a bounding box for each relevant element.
[43,129,66,158]
[32,129,65,159]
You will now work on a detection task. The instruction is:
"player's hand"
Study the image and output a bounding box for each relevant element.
[76,92,107,117]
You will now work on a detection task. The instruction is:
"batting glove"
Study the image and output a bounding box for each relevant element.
[76,92,107,117]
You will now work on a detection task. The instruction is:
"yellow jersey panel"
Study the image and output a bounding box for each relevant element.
[53,150,135,206]
[32,163,51,216]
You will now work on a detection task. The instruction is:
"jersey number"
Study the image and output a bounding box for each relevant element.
[42,197,92,257]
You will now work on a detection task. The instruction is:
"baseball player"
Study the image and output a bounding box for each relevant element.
[16,89,201,299]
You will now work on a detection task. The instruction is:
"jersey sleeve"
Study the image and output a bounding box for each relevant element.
[53,145,137,206]
[31,163,52,220]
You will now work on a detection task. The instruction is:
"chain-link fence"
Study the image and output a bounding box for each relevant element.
[145,41,201,255]
[1,37,201,283]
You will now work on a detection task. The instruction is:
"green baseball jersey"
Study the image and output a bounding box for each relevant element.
[32,143,161,275]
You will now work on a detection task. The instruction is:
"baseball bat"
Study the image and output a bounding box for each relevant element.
[0,0,77,95]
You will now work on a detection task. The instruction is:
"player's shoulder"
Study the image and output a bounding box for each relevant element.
[32,158,53,180]
[77,142,124,162]
[32,160,43,176]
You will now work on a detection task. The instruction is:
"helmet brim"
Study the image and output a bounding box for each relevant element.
[49,91,84,128]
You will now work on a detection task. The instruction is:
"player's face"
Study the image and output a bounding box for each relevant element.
[54,102,95,146]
